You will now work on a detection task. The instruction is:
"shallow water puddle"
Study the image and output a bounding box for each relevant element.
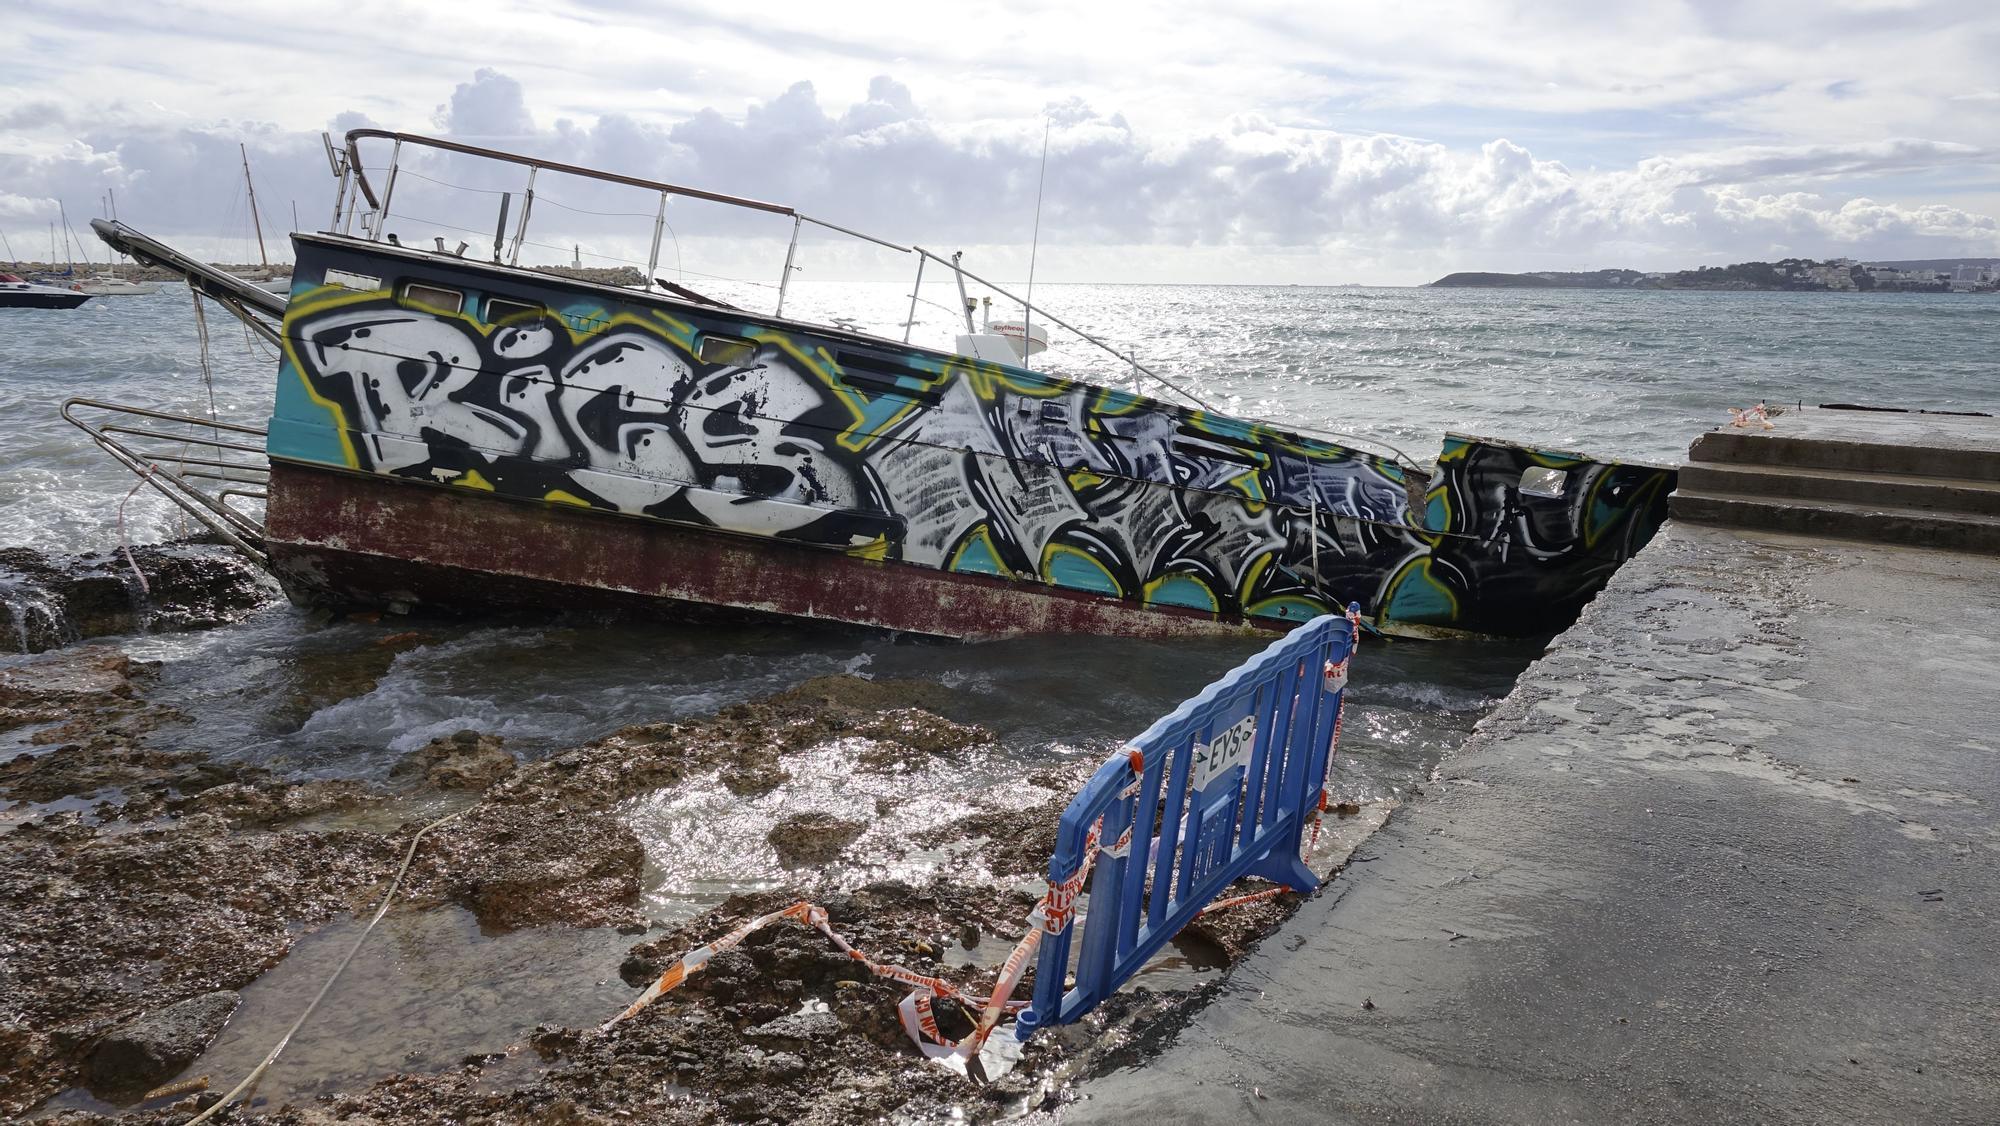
[43,906,636,1116]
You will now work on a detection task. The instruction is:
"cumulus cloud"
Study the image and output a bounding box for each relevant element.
[2,70,1996,283]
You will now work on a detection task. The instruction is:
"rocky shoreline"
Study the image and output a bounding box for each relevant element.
[4,558,1390,1125]
[1,540,277,655]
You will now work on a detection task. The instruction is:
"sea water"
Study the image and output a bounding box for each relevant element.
[4,284,1995,1108]
[3,281,1992,794]
[3,279,1992,807]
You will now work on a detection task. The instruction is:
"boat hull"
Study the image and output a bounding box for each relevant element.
[256,233,1674,639]
[263,460,1268,640]
[0,289,91,309]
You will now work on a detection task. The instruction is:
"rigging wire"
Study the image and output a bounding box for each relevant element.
[1021,117,1051,373]
[353,153,1403,458]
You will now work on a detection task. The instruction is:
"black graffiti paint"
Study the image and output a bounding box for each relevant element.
[278,272,1672,635]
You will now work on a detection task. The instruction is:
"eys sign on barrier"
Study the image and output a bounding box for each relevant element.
[1014,607,1362,1040]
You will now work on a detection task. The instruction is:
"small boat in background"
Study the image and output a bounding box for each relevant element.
[75,273,161,297]
[226,270,293,294]
[0,273,92,309]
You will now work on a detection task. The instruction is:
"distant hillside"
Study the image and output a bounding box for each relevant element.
[1428,272,1556,288]
[1862,258,2000,271]
[1429,257,1996,293]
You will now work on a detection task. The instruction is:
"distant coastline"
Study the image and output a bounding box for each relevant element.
[1431,257,2000,293]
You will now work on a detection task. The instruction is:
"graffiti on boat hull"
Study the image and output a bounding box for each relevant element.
[270,249,1672,634]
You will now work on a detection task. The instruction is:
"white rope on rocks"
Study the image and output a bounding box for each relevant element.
[182,808,466,1125]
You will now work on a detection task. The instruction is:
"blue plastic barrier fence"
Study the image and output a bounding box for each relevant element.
[1014,606,1361,1039]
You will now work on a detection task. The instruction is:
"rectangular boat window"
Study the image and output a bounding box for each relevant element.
[832,351,945,404]
[698,334,758,366]
[485,297,541,322]
[402,282,463,315]
[1519,466,1568,498]
[1173,424,1263,467]
[1172,439,1263,468]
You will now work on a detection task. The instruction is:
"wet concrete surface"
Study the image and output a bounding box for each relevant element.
[1070,521,2000,1125]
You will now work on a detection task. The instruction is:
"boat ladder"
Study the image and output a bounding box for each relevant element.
[62,397,270,566]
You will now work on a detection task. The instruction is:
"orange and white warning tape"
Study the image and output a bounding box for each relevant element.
[603,899,1026,1036]
[609,609,1365,1065]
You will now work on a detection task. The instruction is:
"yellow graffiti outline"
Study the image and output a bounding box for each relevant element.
[280,283,704,479]
[1039,541,1123,596]
[946,524,1010,578]
[1580,467,1669,551]
[1088,386,1147,417]
[1237,551,1276,606]
[965,359,1068,403]
[1141,572,1219,614]
[739,328,958,454]
[1245,593,1329,621]
[277,283,396,467]
[1379,554,1462,619]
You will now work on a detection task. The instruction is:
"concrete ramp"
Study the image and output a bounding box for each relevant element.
[1674,406,2000,553]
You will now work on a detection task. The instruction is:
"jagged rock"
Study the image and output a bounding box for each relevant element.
[0,645,143,709]
[744,1008,842,1046]
[392,729,515,790]
[396,802,644,931]
[83,990,238,1092]
[176,778,380,827]
[0,541,277,654]
[766,812,866,868]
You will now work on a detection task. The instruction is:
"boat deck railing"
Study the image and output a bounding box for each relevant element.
[332,129,1228,412]
[62,398,269,564]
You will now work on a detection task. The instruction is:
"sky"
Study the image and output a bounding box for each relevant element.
[2,0,1998,285]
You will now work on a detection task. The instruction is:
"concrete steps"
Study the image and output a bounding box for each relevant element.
[1671,408,2000,554]
[1676,462,2000,516]
[1688,427,2000,481]
[1671,491,2000,553]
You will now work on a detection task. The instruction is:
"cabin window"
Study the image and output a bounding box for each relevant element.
[402,282,464,315]
[1519,466,1568,499]
[832,351,945,404]
[485,297,541,323]
[698,334,757,366]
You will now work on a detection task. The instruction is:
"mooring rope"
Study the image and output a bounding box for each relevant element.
[188,282,220,429]
[182,808,465,1125]
[115,464,157,597]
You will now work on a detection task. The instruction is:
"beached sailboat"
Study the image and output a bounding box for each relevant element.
[82,129,1673,640]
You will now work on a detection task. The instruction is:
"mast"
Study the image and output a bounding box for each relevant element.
[60,201,90,270]
[240,143,270,269]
